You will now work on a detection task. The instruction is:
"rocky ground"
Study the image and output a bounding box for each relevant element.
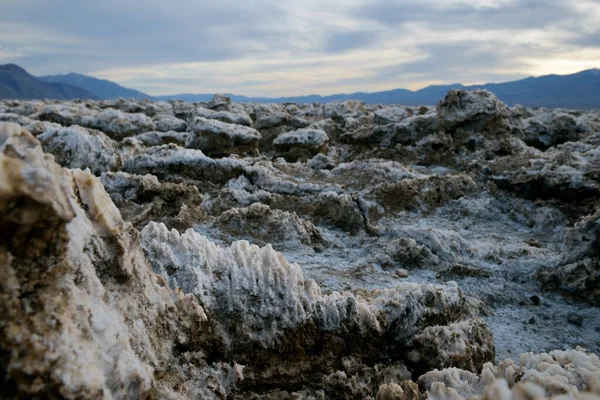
[0,90,599,399]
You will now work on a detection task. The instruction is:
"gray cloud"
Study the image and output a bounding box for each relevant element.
[0,0,293,73]
[323,30,384,54]
[373,41,531,83]
[0,0,598,95]
[351,0,578,30]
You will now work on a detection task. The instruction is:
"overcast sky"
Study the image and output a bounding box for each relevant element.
[1,0,599,96]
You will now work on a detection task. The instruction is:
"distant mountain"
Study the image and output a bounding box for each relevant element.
[0,64,98,100]
[2,63,600,109]
[155,89,418,105]
[157,69,600,109]
[464,69,600,109]
[39,73,151,101]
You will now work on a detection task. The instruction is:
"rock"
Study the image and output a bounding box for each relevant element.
[308,153,336,170]
[99,97,147,114]
[563,207,600,261]
[417,349,600,399]
[395,269,410,278]
[0,122,214,398]
[523,110,592,149]
[141,223,494,389]
[490,144,600,203]
[194,106,253,126]
[170,100,196,121]
[23,120,62,136]
[0,100,43,116]
[186,116,261,157]
[140,100,173,117]
[2,122,495,398]
[215,203,327,249]
[153,114,187,132]
[273,128,329,161]
[308,118,341,141]
[353,113,437,146]
[364,174,477,222]
[134,130,189,147]
[567,314,584,327]
[374,107,409,125]
[92,108,155,140]
[323,100,364,120]
[38,125,120,174]
[290,116,311,128]
[376,381,420,400]
[409,319,495,374]
[378,238,440,270]
[208,93,233,112]
[437,89,510,134]
[268,191,365,234]
[436,264,493,280]
[101,171,206,230]
[2,89,600,398]
[0,112,32,126]
[122,144,245,184]
[536,258,600,304]
[343,113,374,131]
[33,103,97,126]
[254,104,291,130]
[320,358,413,399]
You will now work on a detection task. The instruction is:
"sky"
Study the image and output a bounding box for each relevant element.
[1,0,599,97]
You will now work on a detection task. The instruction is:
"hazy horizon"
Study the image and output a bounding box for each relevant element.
[2,0,599,97]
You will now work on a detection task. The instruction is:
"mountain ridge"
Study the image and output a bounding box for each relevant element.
[1,63,599,109]
[155,69,600,109]
[0,64,98,101]
[39,72,151,101]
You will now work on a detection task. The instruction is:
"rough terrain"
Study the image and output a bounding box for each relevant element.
[0,90,599,399]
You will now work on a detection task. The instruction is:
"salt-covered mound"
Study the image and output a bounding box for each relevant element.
[37,125,120,174]
[414,349,600,400]
[0,122,495,398]
[92,108,155,140]
[32,102,98,127]
[134,130,189,147]
[373,106,409,125]
[215,202,328,249]
[437,89,510,134]
[153,114,187,132]
[273,128,329,160]
[207,93,233,112]
[254,103,292,130]
[193,106,253,127]
[187,116,261,157]
[122,144,245,184]
[0,123,209,398]
[101,171,206,230]
[520,107,595,150]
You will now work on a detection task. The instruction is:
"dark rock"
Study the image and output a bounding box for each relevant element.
[567,314,584,327]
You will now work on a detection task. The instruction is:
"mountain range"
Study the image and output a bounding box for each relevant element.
[0,63,599,109]
[0,64,98,101]
[39,73,149,101]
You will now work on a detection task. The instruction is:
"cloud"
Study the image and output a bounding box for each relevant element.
[351,0,575,31]
[0,0,598,96]
[324,30,384,54]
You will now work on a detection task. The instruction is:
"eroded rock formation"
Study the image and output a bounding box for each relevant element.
[1,88,600,398]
